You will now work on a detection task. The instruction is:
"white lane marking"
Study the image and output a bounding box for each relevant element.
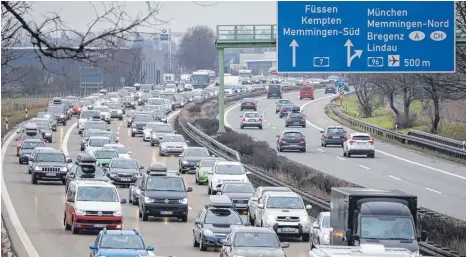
[117,126,121,130]
[317,149,325,153]
[388,175,402,181]
[1,127,40,257]
[300,93,466,181]
[116,131,120,135]
[272,127,276,130]
[359,165,371,170]
[425,187,442,194]
[63,123,77,155]
[336,156,345,161]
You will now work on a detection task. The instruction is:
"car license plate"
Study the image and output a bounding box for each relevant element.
[160,211,173,215]
[249,119,256,122]
[358,142,366,145]
[289,145,299,147]
[236,204,247,207]
[293,122,299,125]
[46,172,56,176]
[280,228,297,233]
[331,136,339,139]
[120,178,130,181]
[93,224,106,228]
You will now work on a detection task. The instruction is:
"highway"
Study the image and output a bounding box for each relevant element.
[225,89,466,221]
[1,109,309,257]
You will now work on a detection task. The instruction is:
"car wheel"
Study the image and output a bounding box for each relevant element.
[142,211,149,221]
[343,151,347,157]
[302,125,306,128]
[322,142,327,147]
[199,236,207,251]
[31,173,37,184]
[193,233,200,247]
[119,117,123,120]
[131,133,135,137]
[259,126,262,130]
[49,139,53,143]
[195,174,199,184]
[347,152,352,158]
[300,97,302,100]
[19,159,22,164]
[71,218,79,234]
[64,212,71,230]
[181,215,188,222]
[370,153,375,158]
[278,146,282,152]
[302,234,310,242]
[150,142,154,146]
[240,125,244,129]
[285,124,288,127]
[208,185,211,195]
[240,108,243,111]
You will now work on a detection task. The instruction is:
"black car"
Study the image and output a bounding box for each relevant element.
[220,227,290,257]
[46,105,68,125]
[278,104,294,118]
[64,154,110,191]
[35,113,57,131]
[131,112,156,137]
[320,126,347,147]
[179,147,212,174]
[276,130,306,152]
[105,157,144,185]
[217,182,254,213]
[285,112,306,128]
[240,98,257,111]
[267,84,282,99]
[33,121,54,143]
[29,149,72,184]
[193,196,248,251]
[18,139,45,164]
[138,172,192,222]
[325,84,337,94]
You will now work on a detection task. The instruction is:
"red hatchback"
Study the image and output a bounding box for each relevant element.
[300,85,314,100]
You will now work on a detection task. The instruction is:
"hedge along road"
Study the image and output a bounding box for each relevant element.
[1,108,310,257]
[225,89,466,222]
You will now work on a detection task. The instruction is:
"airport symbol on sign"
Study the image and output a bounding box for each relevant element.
[388,55,400,67]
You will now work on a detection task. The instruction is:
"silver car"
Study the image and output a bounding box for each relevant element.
[93,106,111,124]
[150,123,175,146]
[142,122,161,142]
[107,102,124,120]
[240,112,263,129]
[310,212,332,248]
[128,177,143,205]
[158,134,188,156]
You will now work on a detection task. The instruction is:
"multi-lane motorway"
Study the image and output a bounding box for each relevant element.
[225,89,466,221]
[1,110,309,257]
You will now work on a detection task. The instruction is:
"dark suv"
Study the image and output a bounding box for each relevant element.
[29,149,72,184]
[325,84,337,94]
[178,147,211,174]
[105,157,144,185]
[131,112,156,137]
[267,84,282,99]
[320,126,347,147]
[240,98,257,111]
[285,112,306,128]
[46,105,68,125]
[138,172,192,222]
[276,130,306,152]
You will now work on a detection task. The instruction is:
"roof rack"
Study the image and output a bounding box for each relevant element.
[206,195,232,209]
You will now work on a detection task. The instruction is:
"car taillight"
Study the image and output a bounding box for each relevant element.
[301,117,305,121]
[242,118,246,122]
[323,133,328,138]
[258,118,262,122]
[287,117,291,121]
[344,134,347,139]
[349,140,356,145]
[299,137,305,141]
[368,140,374,145]
[242,100,246,104]
[280,137,286,141]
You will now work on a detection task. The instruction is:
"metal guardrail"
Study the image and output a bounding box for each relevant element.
[178,90,462,257]
[328,93,466,160]
[407,129,466,150]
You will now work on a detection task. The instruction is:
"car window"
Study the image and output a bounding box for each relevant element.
[200,159,221,167]
[266,196,304,209]
[47,106,64,113]
[76,165,105,176]
[104,146,127,154]
[94,107,110,112]
[89,138,111,146]
[290,113,302,118]
[233,232,280,248]
[85,123,107,130]
[107,103,121,109]
[301,86,313,91]
[322,215,330,228]
[94,150,118,159]
[244,113,260,118]
[21,141,45,149]
[352,135,372,141]
[80,111,100,118]
[134,115,154,122]
[36,153,65,162]
[283,132,303,138]
[146,177,185,191]
[163,135,184,142]
[328,128,345,133]
[153,125,172,132]
[20,133,42,140]
[204,209,243,225]
[110,159,138,169]
[215,164,245,175]
[77,186,118,202]
[278,100,290,104]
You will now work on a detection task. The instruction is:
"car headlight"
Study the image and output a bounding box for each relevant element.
[152,134,157,138]
[214,178,222,183]
[113,210,122,216]
[266,215,276,223]
[117,110,122,114]
[75,209,86,215]
[132,128,136,131]
[34,166,41,171]
[203,229,214,236]
[183,145,188,149]
[60,167,68,172]
[60,114,65,118]
[144,197,154,203]
[161,145,167,150]
[109,173,117,178]
[300,215,310,223]
[179,198,188,204]
[142,126,146,129]
[182,161,189,164]
[127,119,132,122]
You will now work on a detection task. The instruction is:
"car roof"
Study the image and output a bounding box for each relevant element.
[282,129,303,133]
[103,144,124,148]
[260,186,292,192]
[74,180,116,187]
[37,149,63,154]
[185,147,207,150]
[90,130,112,134]
[326,125,344,129]
[201,157,224,162]
[101,229,140,236]
[232,226,275,233]
[89,136,112,140]
[215,161,242,166]
[33,147,54,151]
[222,181,252,186]
[148,162,167,169]
[350,132,371,137]
[23,138,44,142]
[264,191,299,197]
[111,157,136,162]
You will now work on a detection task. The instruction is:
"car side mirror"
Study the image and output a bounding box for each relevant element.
[126,151,132,154]
[146,245,154,251]
[313,222,320,229]
[276,134,280,138]
[139,166,144,170]
[281,242,290,248]
[89,244,96,250]
[186,187,193,192]
[222,241,231,246]
[66,158,72,163]
[246,171,252,175]
[320,130,324,133]
[257,204,264,209]
[16,131,19,134]
[211,154,215,157]
[179,154,183,157]
[120,198,127,204]
[306,205,312,210]
[185,140,190,143]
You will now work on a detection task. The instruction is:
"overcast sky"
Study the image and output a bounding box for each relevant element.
[29,1,277,33]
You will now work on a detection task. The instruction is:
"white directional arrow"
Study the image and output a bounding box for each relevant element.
[344,39,363,67]
[289,39,299,67]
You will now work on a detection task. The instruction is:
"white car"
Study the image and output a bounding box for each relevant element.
[93,106,111,124]
[85,136,112,152]
[102,144,132,159]
[342,132,375,158]
[208,161,251,195]
[163,84,177,94]
[255,191,312,242]
[142,122,160,142]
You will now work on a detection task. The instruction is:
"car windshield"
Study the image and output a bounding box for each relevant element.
[234,232,280,248]
[301,86,313,91]
[36,153,65,163]
[21,142,45,149]
[146,177,185,191]
[322,215,331,228]
[165,84,176,88]
[94,107,110,112]
[148,99,165,105]
[110,159,138,169]
[90,133,114,141]
[185,148,210,157]
[353,135,372,141]
[81,111,100,118]
[94,150,118,159]
[141,94,150,99]
[266,197,304,209]
[123,97,133,101]
[47,106,63,113]
[135,115,153,122]
[361,216,415,240]
[124,87,136,92]
[277,100,290,104]
[100,235,144,250]
[89,138,111,147]
[154,111,166,118]
[20,133,42,140]
[163,135,184,142]
[326,84,335,88]
[77,165,105,176]
[108,93,118,98]
[328,128,345,134]
[290,113,303,118]
[76,186,118,202]
[244,113,260,118]
[215,164,245,175]
[201,159,221,167]
[243,98,254,102]
[104,146,127,154]
[284,132,303,138]
[282,105,292,110]
[107,103,120,109]
[71,101,80,107]
[204,209,243,225]
[143,105,158,112]
[153,125,172,133]
[223,183,254,193]
[85,123,107,130]
[37,113,53,119]
[35,122,51,130]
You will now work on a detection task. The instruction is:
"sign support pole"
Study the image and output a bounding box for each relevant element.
[217,48,226,134]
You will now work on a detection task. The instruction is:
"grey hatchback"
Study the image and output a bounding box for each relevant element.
[285,112,306,128]
[276,130,306,152]
[320,126,347,146]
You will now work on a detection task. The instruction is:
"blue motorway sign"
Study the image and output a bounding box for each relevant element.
[277,1,455,73]
[80,67,103,86]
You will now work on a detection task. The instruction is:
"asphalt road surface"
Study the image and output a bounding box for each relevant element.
[1,109,310,257]
[225,89,466,221]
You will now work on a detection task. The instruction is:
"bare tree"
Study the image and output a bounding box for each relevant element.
[1,1,164,67]
[392,74,421,128]
[456,1,466,74]
[349,74,379,117]
[368,74,400,116]
[178,25,216,71]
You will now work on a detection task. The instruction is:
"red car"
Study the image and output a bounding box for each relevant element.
[299,84,315,100]
[71,101,82,116]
